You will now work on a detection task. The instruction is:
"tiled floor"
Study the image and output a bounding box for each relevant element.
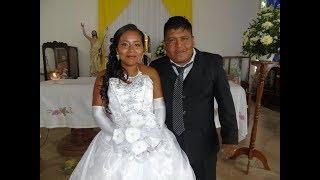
[40,105,279,180]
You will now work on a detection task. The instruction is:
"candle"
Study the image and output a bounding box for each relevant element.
[50,72,60,80]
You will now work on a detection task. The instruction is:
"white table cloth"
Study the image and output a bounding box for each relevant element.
[40,77,98,128]
[214,81,248,141]
[40,78,247,141]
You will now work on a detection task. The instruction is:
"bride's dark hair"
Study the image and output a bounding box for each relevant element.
[100,24,145,109]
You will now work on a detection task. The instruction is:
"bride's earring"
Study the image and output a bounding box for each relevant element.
[116,53,120,60]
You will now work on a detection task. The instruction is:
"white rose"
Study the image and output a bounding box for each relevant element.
[131,140,148,155]
[262,13,273,18]
[129,114,146,128]
[262,21,273,30]
[125,127,141,143]
[112,128,125,144]
[262,6,273,13]
[274,19,280,23]
[260,35,273,45]
[250,36,259,42]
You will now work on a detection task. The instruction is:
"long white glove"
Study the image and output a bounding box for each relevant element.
[92,106,117,136]
[153,97,166,129]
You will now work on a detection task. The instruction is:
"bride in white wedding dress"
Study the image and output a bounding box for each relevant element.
[69,24,195,180]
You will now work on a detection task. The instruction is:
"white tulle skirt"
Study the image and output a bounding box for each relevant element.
[69,128,196,180]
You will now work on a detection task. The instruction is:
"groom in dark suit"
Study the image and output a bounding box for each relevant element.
[150,16,238,180]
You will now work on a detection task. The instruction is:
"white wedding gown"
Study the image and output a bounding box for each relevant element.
[69,72,195,180]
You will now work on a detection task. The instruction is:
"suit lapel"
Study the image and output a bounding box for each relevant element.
[166,58,177,83]
[161,58,176,102]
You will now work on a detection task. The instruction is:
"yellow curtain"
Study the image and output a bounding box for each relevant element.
[98,0,131,70]
[161,0,192,22]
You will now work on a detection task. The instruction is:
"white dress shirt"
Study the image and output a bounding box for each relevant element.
[170,48,196,80]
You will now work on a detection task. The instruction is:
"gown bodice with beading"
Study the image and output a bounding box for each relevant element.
[108,71,155,128]
[106,72,164,159]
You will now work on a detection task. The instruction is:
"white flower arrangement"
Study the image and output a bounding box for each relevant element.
[125,127,141,143]
[111,112,162,156]
[242,6,280,59]
[155,41,165,57]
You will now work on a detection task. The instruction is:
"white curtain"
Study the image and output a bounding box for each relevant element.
[105,0,170,54]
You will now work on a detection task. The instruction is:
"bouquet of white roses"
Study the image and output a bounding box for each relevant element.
[155,41,165,57]
[111,110,163,160]
[242,6,280,58]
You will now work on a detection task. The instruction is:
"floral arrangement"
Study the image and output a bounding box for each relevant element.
[242,6,280,59]
[111,110,163,160]
[155,41,165,57]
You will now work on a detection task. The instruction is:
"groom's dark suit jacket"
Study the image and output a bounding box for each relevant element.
[150,49,238,163]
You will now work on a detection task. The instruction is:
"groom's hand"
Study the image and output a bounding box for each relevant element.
[221,144,237,159]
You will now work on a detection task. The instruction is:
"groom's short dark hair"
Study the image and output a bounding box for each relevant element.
[164,16,193,38]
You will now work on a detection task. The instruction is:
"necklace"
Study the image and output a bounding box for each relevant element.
[126,67,141,82]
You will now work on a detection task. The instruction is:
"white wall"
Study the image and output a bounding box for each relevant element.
[40,0,259,76]
[193,0,260,56]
